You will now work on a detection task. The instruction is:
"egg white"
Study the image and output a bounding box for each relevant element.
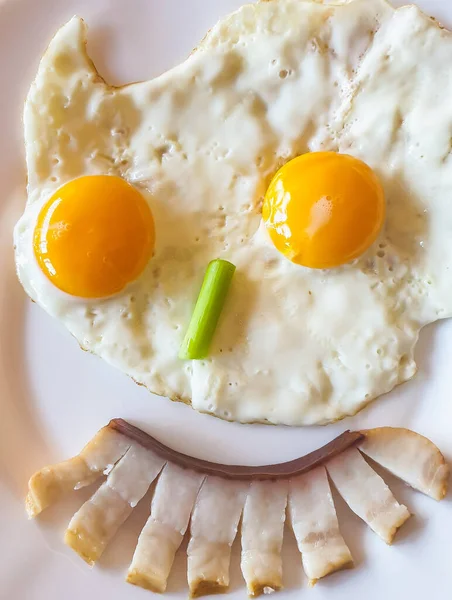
[14,0,452,425]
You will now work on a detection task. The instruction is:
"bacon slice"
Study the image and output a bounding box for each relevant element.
[65,443,165,565]
[26,426,130,518]
[359,427,449,501]
[240,480,288,596]
[127,463,204,592]
[187,477,247,597]
[326,447,411,544]
[288,467,353,585]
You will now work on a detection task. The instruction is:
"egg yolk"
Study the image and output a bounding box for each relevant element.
[33,175,155,298]
[262,152,385,269]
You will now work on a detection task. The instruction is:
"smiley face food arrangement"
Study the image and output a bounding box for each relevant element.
[17,0,452,594]
[14,0,452,426]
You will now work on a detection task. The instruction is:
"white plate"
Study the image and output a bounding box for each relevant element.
[1,0,452,598]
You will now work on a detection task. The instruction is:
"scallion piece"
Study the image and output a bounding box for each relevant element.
[179,259,236,360]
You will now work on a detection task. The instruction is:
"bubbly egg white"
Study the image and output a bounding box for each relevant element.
[14,0,452,425]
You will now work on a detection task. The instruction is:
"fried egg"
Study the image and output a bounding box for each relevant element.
[263,152,386,268]
[13,0,452,425]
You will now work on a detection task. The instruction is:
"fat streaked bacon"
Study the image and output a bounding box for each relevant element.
[127,463,204,592]
[65,442,165,565]
[26,426,131,518]
[25,421,448,595]
[359,427,449,501]
[288,467,353,585]
[241,480,288,596]
[187,476,248,597]
[326,447,411,544]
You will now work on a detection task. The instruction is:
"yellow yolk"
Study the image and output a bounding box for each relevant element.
[33,175,155,298]
[262,152,385,269]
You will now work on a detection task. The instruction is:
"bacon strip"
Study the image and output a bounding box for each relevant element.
[65,443,165,565]
[359,427,449,501]
[288,467,353,585]
[187,477,247,597]
[127,463,204,592]
[326,447,411,544]
[241,480,288,596]
[26,426,130,518]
